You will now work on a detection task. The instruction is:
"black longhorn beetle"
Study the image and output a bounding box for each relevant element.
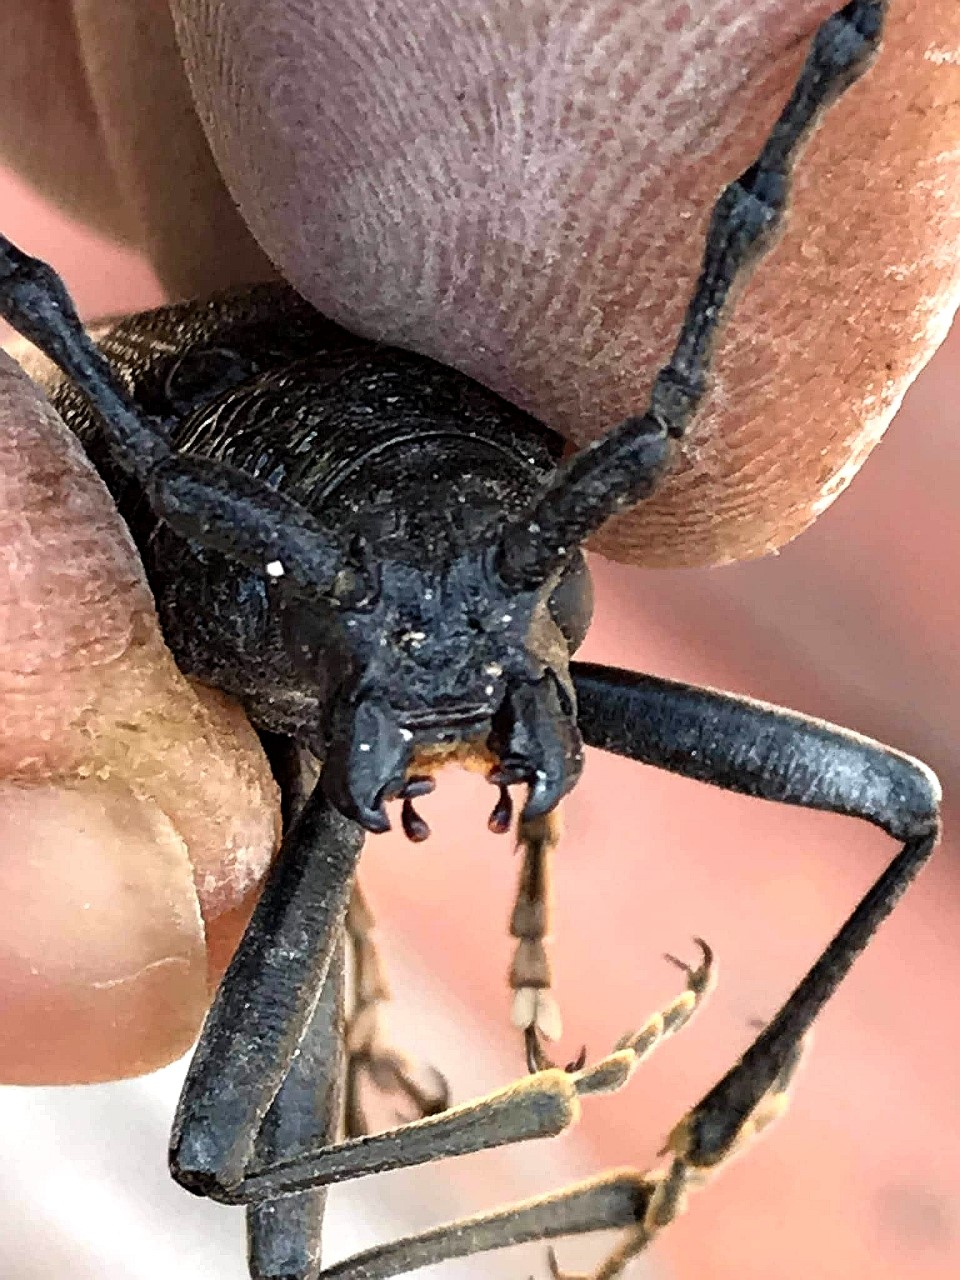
[0,3,942,1278]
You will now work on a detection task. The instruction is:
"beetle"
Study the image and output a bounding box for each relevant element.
[0,2,943,1278]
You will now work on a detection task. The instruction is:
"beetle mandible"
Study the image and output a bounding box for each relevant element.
[0,2,943,1278]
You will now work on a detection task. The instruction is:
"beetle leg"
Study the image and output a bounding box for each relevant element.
[195,939,709,1200]
[508,810,564,1071]
[243,740,348,1280]
[212,936,716,1280]
[465,652,939,1280]
[173,875,713,1278]
[168,782,363,1198]
[343,881,449,1137]
[225,1015,795,1280]
[571,658,940,1158]
[314,1173,661,1280]
[568,656,940,1260]
[246,937,346,1280]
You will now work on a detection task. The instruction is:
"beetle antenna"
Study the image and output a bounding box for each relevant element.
[497,1,888,590]
[0,234,354,596]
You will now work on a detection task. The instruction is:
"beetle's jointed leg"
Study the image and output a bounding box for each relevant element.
[547,1034,808,1280]
[241,741,349,1280]
[246,938,347,1280]
[546,660,939,1273]
[223,942,715,1280]
[182,934,711,1202]
[273,1028,799,1280]
[343,882,449,1137]
[508,810,566,1070]
[169,784,363,1197]
[573,659,940,1157]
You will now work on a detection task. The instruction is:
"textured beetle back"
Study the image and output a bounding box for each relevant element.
[44,282,565,571]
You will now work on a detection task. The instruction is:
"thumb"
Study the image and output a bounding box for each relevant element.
[0,349,279,1083]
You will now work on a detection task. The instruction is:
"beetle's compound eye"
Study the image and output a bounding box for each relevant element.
[547,551,594,653]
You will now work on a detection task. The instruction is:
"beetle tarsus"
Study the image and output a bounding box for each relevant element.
[566,1044,589,1074]
[510,809,565,1066]
[524,1028,588,1075]
[662,937,715,1007]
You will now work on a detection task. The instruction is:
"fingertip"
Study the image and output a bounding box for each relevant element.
[1,333,281,1083]
[0,779,209,1083]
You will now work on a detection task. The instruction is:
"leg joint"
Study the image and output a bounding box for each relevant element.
[884,755,941,844]
[168,1155,239,1204]
[816,3,885,79]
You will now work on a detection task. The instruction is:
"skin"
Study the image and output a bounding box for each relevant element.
[1,2,959,1276]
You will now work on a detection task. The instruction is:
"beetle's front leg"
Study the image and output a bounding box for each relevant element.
[156,740,715,1280]
[240,741,346,1280]
[169,783,362,1197]
[508,810,567,1071]
[246,936,347,1280]
[572,658,940,1142]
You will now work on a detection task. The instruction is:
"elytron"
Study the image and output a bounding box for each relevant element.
[0,3,941,1277]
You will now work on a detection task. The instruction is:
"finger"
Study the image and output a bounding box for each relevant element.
[5,5,956,565]
[70,1,276,295]
[0,3,134,243]
[0,3,274,295]
[0,348,279,1082]
[168,0,960,563]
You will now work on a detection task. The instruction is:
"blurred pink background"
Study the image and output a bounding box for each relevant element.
[2,161,959,1280]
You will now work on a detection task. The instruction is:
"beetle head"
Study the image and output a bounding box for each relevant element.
[282,546,592,836]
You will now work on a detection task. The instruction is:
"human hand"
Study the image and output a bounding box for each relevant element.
[1,20,958,1275]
